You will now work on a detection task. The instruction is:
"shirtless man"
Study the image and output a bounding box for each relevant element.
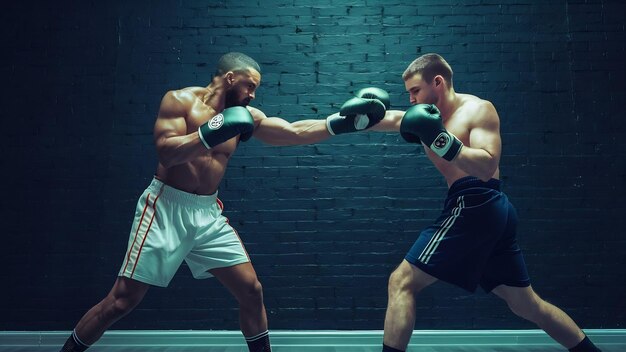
[60,52,389,352]
[373,53,601,352]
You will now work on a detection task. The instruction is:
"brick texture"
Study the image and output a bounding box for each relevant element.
[2,0,624,330]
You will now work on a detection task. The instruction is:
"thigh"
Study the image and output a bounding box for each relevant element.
[405,215,496,292]
[479,202,531,293]
[186,214,250,280]
[479,246,530,293]
[210,262,261,298]
[119,192,190,287]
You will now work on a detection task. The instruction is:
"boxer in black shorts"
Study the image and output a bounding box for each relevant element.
[372,53,601,352]
[405,176,530,294]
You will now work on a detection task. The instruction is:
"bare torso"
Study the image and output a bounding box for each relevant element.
[425,93,500,187]
[155,87,241,195]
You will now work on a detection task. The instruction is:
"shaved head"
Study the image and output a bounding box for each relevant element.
[216,52,261,76]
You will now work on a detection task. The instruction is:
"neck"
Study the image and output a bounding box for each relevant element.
[437,88,458,120]
[204,76,228,111]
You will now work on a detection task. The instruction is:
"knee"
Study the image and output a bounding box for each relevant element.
[249,279,263,300]
[238,279,264,307]
[107,293,142,318]
[507,295,543,321]
[388,267,419,298]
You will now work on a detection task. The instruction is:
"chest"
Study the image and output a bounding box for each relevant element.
[188,102,238,156]
[443,113,472,146]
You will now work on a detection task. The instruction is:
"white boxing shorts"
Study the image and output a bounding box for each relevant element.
[118,177,250,287]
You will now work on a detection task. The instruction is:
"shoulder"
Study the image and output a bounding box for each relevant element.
[159,88,202,116]
[246,106,268,123]
[458,94,495,113]
[459,94,498,128]
[164,87,205,105]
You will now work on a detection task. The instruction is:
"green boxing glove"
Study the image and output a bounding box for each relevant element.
[400,104,463,161]
[326,87,389,135]
[198,106,254,149]
[354,87,390,110]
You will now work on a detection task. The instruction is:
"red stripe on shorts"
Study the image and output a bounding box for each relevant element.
[217,198,249,260]
[230,225,250,261]
[130,189,163,278]
[122,193,151,275]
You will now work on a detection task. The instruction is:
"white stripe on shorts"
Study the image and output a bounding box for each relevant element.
[418,196,465,264]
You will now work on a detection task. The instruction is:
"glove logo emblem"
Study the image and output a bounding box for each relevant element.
[434,133,449,149]
[353,114,370,130]
[208,114,224,130]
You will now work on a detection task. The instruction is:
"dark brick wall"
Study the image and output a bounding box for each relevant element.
[2,0,624,330]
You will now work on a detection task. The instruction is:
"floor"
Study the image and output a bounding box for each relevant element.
[1,329,624,351]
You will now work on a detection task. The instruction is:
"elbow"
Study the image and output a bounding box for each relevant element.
[277,129,307,146]
[158,155,175,169]
[477,174,493,182]
[154,140,174,168]
[478,161,498,182]
[261,137,290,146]
[259,128,301,147]
[156,148,176,169]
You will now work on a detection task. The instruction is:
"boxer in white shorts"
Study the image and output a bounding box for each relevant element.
[61,52,389,352]
[118,177,249,287]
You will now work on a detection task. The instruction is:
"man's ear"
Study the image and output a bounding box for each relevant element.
[434,75,444,87]
[225,71,235,85]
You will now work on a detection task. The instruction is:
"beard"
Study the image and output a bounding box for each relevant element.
[225,88,250,108]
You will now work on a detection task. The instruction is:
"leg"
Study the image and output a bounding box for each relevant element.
[211,262,267,337]
[383,259,438,351]
[492,285,587,349]
[73,277,149,345]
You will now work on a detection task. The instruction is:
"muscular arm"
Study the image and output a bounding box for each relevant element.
[153,91,208,168]
[451,102,501,181]
[249,107,332,146]
[369,110,405,132]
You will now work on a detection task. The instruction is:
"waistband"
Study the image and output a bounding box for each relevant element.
[147,177,219,208]
[448,176,501,196]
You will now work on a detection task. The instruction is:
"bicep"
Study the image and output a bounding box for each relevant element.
[468,104,501,160]
[248,107,286,143]
[153,93,188,147]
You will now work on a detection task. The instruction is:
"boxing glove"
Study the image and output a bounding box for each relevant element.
[400,104,463,161]
[354,87,390,110]
[326,87,389,135]
[198,106,254,149]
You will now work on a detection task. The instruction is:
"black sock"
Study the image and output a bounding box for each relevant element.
[245,330,271,352]
[60,330,90,352]
[382,343,405,352]
[569,335,602,352]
